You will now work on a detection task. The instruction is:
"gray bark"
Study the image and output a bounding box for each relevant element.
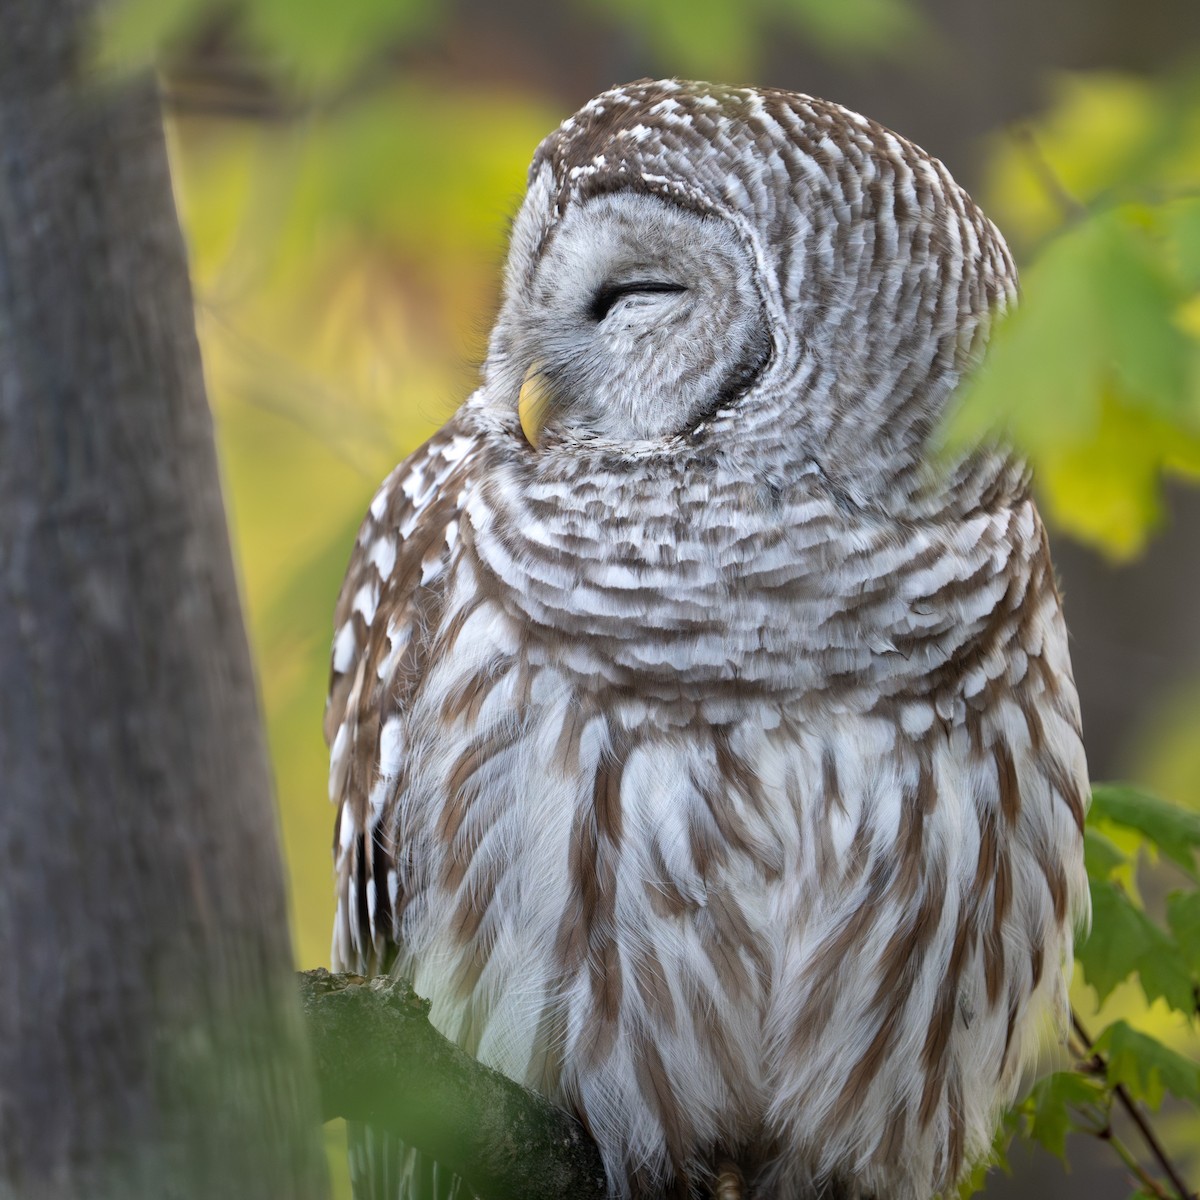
[0,3,328,1197]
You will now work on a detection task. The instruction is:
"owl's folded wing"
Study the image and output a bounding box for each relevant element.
[325,415,482,976]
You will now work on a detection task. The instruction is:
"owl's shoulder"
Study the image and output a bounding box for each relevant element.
[326,419,481,730]
[326,415,485,972]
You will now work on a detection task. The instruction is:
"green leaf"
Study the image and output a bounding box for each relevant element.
[587,0,757,77]
[1084,828,1128,883]
[1078,882,1195,1012]
[1136,936,1197,1016]
[1033,388,1200,558]
[955,1157,993,1200]
[945,217,1112,453]
[942,204,1200,559]
[1093,1020,1200,1108]
[1167,197,1200,290]
[982,74,1164,249]
[1090,783,1200,874]
[96,0,441,88]
[1093,211,1191,417]
[92,0,212,73]
[586,0,922,77]
[243,0,437,90]
[1167,890,1200,975]
[958,1108,1017,1197]
[767,0,921,56]
[1022,1071,1107,1158]
[1078,881,1155,1003]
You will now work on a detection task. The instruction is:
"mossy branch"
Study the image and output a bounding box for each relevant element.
[298,969,607,1200]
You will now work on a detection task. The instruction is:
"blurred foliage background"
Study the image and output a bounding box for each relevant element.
[93,0,1200,1195]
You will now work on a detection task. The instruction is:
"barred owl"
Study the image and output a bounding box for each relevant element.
[326,79,1089,1200]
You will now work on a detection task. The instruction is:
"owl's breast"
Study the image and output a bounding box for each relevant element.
[383,552,1086,1200]
[387,592,797,1172]
[462,438,1052,733]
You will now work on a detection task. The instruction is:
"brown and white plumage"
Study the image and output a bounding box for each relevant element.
[327,80,1089,1200]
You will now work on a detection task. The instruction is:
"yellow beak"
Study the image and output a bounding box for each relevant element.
[518,362,555,449]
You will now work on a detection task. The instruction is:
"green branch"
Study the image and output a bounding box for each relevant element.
[1072,1011,1197,1200]
[298,969,607,1200]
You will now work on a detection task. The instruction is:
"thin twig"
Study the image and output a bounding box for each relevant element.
[1067,1033,1174,1197]
[1103,1121,1176,1200]
[1072,1010,1197,1200]
[1010,126,1088,224]
[159,48,420,123]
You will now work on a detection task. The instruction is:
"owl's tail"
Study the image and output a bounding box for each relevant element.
[347,1123,473,1200]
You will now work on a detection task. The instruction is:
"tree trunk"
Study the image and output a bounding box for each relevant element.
[0,3,329,1197]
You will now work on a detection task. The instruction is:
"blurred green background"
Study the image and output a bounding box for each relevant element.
[95,0,1200,1195]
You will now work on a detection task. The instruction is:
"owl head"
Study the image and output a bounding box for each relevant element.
[481,79,1017,506]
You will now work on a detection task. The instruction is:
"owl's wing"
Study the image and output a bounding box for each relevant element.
[325,414,481,976]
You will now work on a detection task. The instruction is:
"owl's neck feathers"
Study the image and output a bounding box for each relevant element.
[454,392,1037,731]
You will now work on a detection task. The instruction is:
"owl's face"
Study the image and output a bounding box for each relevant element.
[481,80,1018,504]
[501,192,771,447]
